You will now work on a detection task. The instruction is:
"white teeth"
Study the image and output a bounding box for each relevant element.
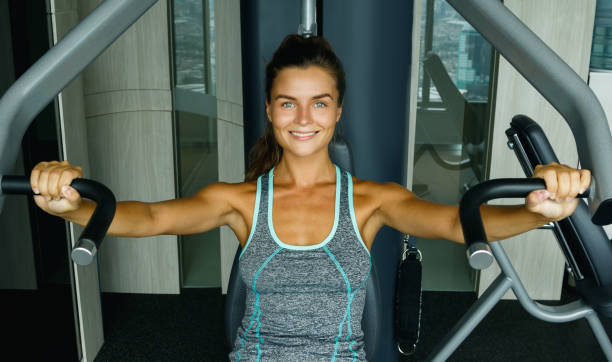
[290,131,317,137]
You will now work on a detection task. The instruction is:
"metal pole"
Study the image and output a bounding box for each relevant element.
[428,273,513,361]
[0,0,158,214]
[585,312,612,361]
[298,0,317,37]
[447,0,612,225]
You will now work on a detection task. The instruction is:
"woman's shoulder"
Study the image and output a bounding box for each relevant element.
[194,179,258,205]
[351,176,411,196]
[207,179,257,195]
[350,176,416,209]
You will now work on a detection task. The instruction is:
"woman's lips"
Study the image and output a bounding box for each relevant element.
[289,130,319,140]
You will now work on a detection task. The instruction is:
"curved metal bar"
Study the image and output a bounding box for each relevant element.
[0,0,158,213]
[490,242,595,323]
[460,178,550,269]
[447,0,612,225]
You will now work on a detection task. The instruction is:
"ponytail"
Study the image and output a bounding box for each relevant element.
[245,124,282,181]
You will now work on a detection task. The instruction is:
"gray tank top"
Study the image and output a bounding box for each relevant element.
[229,165,372,361]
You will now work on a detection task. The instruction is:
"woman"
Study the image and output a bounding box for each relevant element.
[30,35,590,361]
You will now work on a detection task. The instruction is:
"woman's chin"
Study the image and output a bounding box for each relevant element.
[283,145,329,159]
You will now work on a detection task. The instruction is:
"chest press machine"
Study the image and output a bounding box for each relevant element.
[1,0,612,361]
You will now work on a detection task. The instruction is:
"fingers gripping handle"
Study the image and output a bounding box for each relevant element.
[1,176,116,266]
[459,178,588,270]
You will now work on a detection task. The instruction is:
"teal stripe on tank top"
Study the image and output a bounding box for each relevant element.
[230,168,371,361]
[346,170,370,255]
[236,247,282,361]
[323,245,352,361]
[239,176,262,261]
[347,260,372,359]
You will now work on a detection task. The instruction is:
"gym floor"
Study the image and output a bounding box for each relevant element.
[92,286,612,361]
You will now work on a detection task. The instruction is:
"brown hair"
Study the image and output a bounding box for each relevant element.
[245,34,346,181]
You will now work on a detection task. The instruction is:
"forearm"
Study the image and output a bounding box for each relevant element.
[54,200,157,237]
[478,204,551,242]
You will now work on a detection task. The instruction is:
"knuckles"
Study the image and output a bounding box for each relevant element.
[31,160,83,196]
[533,162,589,198]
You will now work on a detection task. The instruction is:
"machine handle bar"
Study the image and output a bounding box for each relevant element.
[460,178,588,270]
[1,176,116,266]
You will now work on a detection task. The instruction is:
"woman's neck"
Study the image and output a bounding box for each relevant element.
[274,152,336,188]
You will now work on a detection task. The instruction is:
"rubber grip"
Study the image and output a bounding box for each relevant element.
[1,176,116,265]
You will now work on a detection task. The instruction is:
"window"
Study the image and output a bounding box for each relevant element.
[412,0,496,291]
[171,0,220,287]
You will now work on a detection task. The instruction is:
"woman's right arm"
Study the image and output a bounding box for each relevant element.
[30,161,238,238]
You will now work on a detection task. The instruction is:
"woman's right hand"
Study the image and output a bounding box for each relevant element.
[30,160,83,215]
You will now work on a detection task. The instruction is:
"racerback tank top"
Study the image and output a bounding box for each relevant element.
[229,165,372,361]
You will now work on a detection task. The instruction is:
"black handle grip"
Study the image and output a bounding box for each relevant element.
[460,178,588,270]
[1,175,116,265]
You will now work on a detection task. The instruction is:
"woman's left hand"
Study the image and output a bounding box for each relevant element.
[526,162,591,222]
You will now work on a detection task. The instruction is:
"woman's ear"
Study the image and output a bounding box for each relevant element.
[336,103,343,123]
[265,100,272,122]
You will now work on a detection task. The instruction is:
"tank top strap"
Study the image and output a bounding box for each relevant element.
[340,169,370,254]
[337,168,352,222]
[239,171,270,260]
[258,170,271,226]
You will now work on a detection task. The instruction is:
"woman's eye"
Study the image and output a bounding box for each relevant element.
[314,102,326,108]
[281,102,295,109]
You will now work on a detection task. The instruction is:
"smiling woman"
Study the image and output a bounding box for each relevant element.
[27,33,590,362]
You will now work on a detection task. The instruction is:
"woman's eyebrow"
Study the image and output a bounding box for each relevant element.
[312,93,334,100]
[274,94,297,101]
[274,93,334,101]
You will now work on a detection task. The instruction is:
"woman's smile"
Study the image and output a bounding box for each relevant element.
[289,130,320,140]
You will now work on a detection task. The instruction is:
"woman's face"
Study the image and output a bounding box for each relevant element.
[266,65,343,159]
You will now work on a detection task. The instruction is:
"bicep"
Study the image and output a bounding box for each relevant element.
[149,183,236,236]
[378,184,461,242]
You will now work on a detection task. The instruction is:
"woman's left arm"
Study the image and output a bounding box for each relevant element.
[376,162,590,244]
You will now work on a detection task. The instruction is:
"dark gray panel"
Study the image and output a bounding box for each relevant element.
[0,0,15,94]
[240,1,414,359]
[240,0,301,163]
[324,1,414,361]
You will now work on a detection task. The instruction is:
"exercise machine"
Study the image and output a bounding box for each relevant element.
[428,115,612,361]
[2,0,612,361]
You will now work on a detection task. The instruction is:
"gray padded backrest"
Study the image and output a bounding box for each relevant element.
[224,137,381,360]
[508,115,612,287]
[328,136,354,174]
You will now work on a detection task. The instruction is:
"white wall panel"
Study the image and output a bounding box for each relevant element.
[481,0,596,300]
[215,0,245,294]
[87,111,179,294]
[76,0,178,294]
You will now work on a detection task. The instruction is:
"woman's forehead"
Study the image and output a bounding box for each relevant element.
[271,66,338,98]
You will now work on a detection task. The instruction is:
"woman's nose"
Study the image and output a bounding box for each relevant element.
[295,106,311,125]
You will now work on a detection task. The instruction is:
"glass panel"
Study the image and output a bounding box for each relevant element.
[412,0,494,291]
[590,1,612,70]
[172,0,215,95]
[175,111,219,287]
[171,0,218,288]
